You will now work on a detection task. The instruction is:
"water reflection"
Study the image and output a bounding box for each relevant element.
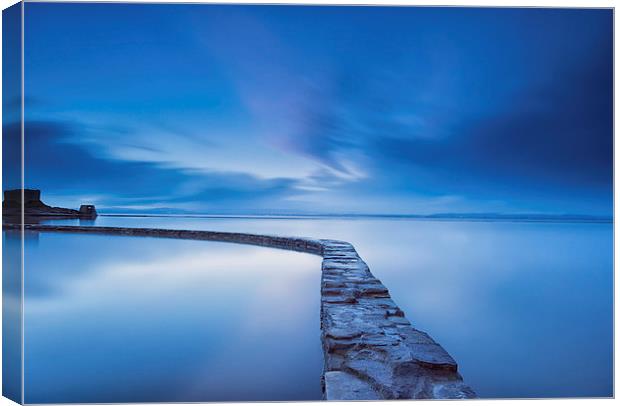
[2,231,22,402]
[24,234,323,403]
[31,217,613,399]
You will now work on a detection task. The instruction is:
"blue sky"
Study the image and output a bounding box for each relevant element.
[10,4,613,215]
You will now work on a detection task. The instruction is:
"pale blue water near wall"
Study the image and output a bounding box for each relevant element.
[16,217,613,401]
[20,233,323,403]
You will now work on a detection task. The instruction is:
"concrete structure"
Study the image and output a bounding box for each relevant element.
[3,223,475,400]
[79,205,97,218]
[320,239,475,399]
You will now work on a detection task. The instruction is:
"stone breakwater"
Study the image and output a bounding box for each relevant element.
[4,224,476,400]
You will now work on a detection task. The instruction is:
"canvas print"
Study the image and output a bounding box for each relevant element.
[1,1,613,403]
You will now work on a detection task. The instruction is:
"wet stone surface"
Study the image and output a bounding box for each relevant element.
[319,239,476,400]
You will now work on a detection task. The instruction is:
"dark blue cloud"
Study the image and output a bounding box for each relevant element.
[372,37,612,190]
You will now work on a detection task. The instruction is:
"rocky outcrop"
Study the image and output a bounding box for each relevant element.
[2,189,97,219]
[2,224,475,400]
[3,189,42,208]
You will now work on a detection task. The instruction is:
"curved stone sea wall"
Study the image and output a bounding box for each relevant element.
[4,224,476,400]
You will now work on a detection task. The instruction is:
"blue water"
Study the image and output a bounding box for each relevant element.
[21,231,323,403]
[17,217,614,400]
[2,231,22,403]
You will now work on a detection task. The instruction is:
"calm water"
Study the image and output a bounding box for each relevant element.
[20,232,323,403]
[16,216,614,400]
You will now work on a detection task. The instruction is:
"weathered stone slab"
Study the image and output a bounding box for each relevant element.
[324,371,381,400]
[319,239,476,400]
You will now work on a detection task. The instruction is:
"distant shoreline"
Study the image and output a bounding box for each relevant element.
[94,213,613,224]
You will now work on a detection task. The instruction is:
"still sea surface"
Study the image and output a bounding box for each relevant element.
[13,216,614,401]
